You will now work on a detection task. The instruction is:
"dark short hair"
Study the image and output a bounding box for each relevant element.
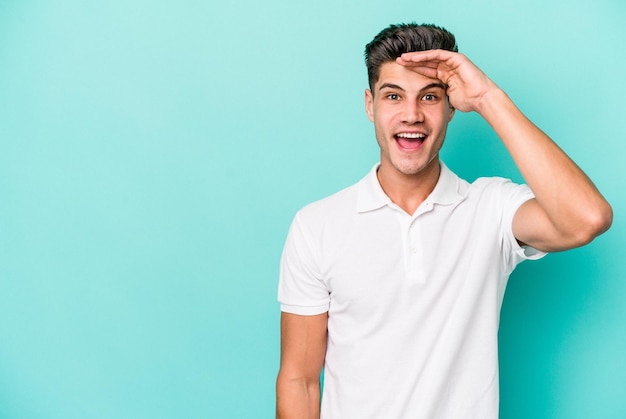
[365,23,458,90]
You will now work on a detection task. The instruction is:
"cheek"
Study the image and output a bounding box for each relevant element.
[375,117,394,139]
[375,108,395,126]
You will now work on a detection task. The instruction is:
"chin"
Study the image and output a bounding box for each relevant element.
[393,158,438,177]
[394,165,425,176]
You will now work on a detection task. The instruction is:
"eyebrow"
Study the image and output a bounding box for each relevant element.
[377,82,448,93]
[378,83,405,92]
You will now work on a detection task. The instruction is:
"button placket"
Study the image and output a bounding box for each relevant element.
[406,218,424,283]
[406,199,434,283]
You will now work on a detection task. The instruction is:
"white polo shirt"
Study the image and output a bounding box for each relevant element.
[278,163,545,418]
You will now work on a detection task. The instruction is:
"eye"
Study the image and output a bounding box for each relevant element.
[422,93,438,101]
[385,93,401,101]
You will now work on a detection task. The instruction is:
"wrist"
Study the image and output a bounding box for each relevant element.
[474,84,510,118]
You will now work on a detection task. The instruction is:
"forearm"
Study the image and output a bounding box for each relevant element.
[476,87,612,245]
[276,374,321,419]
[277,312,327,418]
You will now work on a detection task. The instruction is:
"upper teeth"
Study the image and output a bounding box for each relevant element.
[397,133,425,139]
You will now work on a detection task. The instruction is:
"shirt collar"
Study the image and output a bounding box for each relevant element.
[356,161,466,213]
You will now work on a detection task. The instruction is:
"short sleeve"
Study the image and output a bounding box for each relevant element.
[278,213,330,315]
[500,182,547,272]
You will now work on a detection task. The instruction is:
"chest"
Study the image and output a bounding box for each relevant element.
[319,204,505,317]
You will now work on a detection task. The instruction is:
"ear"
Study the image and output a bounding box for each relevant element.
[447,96,455,122]
[365,89,374,122]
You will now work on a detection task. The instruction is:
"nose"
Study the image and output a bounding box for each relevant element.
[401,100,424,124]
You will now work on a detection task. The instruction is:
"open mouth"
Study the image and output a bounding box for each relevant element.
[395,132,427,151]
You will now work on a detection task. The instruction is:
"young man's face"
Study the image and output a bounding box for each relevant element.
[365,61,455,179]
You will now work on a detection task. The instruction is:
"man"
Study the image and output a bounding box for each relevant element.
[276,23,612,418]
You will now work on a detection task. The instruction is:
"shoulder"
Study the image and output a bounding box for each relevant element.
[282,182,360,263]
[434,165,529,208]
[471,175,519,189]
[295,182,359,226]
[468,176,533,203]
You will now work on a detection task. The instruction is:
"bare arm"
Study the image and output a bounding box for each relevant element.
[398,50,613,251]
[276,312,328,419]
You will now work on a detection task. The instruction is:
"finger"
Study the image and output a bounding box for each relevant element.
[399,49,456,63]
[399,64,440,80]
[396,57,439,69]
[395,57,443,79]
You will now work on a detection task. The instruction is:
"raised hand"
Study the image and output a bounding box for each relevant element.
[396,50,498,114]
[398,49,611,252]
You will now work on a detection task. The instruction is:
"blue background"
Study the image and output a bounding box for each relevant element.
[1,0,624,417]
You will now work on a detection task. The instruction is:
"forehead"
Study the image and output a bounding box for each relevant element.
[375,61,442,92]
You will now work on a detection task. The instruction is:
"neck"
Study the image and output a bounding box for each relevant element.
[376,160,441,215]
